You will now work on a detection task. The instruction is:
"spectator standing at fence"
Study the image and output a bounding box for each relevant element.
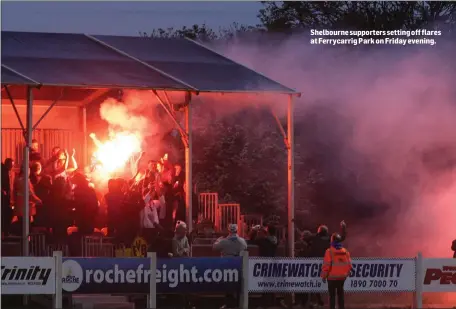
[309,220,347,307]
[256,225,278,257]
[320,233,352,309]
[171,221,190,257]
[292,230,313,309]
[1,158,15,236]
[213,223,247,309]
[248,225,261,244]
[255,226,278,309]
[213,223,248,257]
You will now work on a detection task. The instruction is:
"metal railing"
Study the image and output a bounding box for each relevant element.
[198,192,219,228]
[218,203,240,232]
[81,235,116,257]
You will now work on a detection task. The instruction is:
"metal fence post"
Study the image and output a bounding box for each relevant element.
[147,252,157,309]
[240,251,249,309]
[414,252,423,309]
[53,251,63,309]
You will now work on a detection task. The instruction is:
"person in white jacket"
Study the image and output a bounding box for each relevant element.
[213,224,247,309]
[213,223,247,257]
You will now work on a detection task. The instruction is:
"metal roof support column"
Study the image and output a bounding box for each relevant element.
[185,94,193,232]
[287,94,295,258]
[152,90,188,146]
[270,109,290,149]
[23,86,33,257]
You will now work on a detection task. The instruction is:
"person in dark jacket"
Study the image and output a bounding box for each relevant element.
[256,225,278,257]
[172,163,186,224]
[255,226,278,309]
[1,158,14,236]
[72,173,98,236]
[49,177,72,240]
[105,179,124,238]
[309,220,347,307]
[294,230,313,308]
[452,239,456,258]
[309,221,347,257]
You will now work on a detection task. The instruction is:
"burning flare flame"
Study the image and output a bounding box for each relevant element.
[89,131,141,177]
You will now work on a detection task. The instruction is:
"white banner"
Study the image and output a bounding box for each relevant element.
[248,257,416,292]
[1,257,56,295]
[422,258,456,292]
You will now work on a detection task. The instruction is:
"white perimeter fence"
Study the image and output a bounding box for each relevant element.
[1,252,455,309]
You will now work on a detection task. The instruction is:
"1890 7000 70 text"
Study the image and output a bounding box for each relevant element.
[349,279,398,288]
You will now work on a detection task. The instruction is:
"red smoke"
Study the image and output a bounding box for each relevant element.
[216,35,456,259]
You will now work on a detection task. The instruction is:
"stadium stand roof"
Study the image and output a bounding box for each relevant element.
[1,31,298,94]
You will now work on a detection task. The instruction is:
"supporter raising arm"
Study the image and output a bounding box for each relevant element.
[65,148,78,173]
[51,149,77,179]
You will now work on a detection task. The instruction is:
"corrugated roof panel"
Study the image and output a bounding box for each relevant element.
[2,57,188,89]
[1,31,297,94]
[92,35,232,64]
[3,31,127,61]
[148,61,293,92]
[1,31,190,89]
[93,34,297,93]
[1,67,38,86]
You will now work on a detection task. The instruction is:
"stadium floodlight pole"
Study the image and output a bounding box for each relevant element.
[23,86,33,257]
[185,92,193,232]
[287,94,295,257]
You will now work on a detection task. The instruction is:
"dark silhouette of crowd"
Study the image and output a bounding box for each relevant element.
[1,139,190,253]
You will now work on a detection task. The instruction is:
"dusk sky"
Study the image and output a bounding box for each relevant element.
[1,1,263,36]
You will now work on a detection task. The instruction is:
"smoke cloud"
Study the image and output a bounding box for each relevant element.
[214,34,456,259]
[97,90,180,172]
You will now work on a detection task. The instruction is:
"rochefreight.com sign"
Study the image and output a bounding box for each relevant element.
[62,257,241,294]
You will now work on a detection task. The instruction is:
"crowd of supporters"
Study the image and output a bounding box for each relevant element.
[1,139,193,252]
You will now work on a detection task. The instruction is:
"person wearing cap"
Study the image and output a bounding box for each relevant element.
[213,223,248,257]
[213,224,247,309]
[320,233,352,309]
